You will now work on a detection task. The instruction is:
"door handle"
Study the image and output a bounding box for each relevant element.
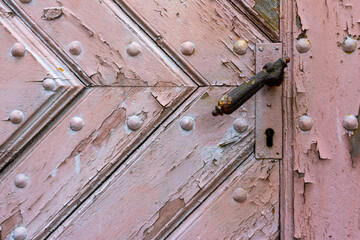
[212,57,290,116]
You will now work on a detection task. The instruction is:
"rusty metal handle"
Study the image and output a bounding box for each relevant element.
[212,57,290,116]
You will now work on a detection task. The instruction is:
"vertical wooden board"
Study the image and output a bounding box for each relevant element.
[0,86,192,240]
[117,0,269,85]
[291,0,360,239]
[169,158,279,240]
[279,1,294,239]
[49,87,255,240]
[7,0,195,87]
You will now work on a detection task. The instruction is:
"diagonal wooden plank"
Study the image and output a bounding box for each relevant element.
[0,86,194,240]
[169,156,279,240]
[0,3,83,169]
[5,0,196,87]
[230,0,280,42]
[0,1,283,239]
[49,87,256,240]
[116,0,269,86]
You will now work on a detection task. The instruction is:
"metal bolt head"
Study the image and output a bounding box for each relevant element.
[233,39,248,55]
[298,115,313,131]
[343,114,358,130]
[342,37,357,53]
[9,110,24,124]
[126,42,141,56]
[296,38,311,53]
[180,116,194,131]
[70,116,84,131]
[233,188,247,203]
[14,174,28,188]
[180,41,195,55]
[11,43,26,57]
[13,226,27,240]
[68,41,82,55]
[127,115,143,131]
[258,46,264,52]
[43,7,63,20]
[233,118,248,133]
[19,0,32,3]
[42,78,57,91]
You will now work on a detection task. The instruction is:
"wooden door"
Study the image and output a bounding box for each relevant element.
[284,0,360,239]
[0,0,283,239]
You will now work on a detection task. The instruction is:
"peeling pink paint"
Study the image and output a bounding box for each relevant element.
[290,0,360,239]
[3,0,359,239]
[1,0,278,239]
[119,0,269,85]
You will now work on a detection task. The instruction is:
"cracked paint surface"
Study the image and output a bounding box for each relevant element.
[0,20,49,146]
[170,157,279,240]
[121,0,269,85]
[0,87,193,239]
[231,0,280,41]
[48,87,267,240]
[10,0,194,87]
[292,0,360,239]
[0,3,83,170]
[0,0,280,239]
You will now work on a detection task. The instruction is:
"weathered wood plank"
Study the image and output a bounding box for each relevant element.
[291,0,360,239]
[0,18,49,147]
[169,157,279,240]
[230,0,280,42]
[49,87,255,239]
[279,0,294,239]
[0,4,83,169]
[117,0,269,85]
[6,0,194,87]
[0,1,282,239]
[0,86,193,239]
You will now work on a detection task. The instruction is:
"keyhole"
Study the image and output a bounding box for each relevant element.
[265,128,274,147]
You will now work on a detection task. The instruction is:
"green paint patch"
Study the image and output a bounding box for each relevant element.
[253,0,280,32]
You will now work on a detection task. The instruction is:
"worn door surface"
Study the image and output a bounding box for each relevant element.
[283,0,360,239]
[0,1,282,239]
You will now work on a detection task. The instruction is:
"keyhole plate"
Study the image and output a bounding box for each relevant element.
[255,43,283,159]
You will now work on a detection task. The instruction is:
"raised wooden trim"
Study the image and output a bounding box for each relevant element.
[0,5,84,171]
[280,0,295,239]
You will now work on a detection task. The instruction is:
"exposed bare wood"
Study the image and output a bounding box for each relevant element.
[0,0,284,239]
[0,87,193,239]
[49,87,256,239]
[280,0,295,239]
[169,157,279,240]
[0,210,23,239]
[230,0,280,42]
